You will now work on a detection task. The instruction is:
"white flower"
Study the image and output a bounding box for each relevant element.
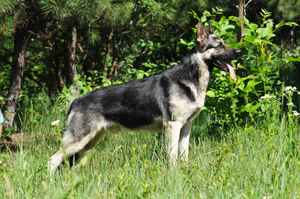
[51,120,61,126]
[260,94,275,99]
[287,102,294,106]
[285,86,293,91]
[229,153,236,156]
[293,111,300,116]
[265,94,275,98]
[285,86,297,93]
[263,196,271,199]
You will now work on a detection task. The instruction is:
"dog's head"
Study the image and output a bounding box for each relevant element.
[196,21,241,80]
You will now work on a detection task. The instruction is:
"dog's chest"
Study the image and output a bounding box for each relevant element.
[169,65,211,123]
[196,61,211,108]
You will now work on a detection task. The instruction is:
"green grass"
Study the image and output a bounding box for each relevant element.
[1,97,300,198]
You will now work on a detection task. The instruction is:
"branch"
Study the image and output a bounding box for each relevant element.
[244,0,253,16]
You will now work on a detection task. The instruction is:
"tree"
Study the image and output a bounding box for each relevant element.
[41,0,118,96]
[3,0,43,128]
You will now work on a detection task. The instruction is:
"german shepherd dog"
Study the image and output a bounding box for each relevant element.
[48,21,241,174]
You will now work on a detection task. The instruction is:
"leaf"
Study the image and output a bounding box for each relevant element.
[3,111,15,114]
[248,103,261,112]
[284,57,300,62]
[237,81,245,90]
[229,16,241,26]
[206,90,215,97]
[243,29,253,37]
[188,9,201,21]
[275,21,284,30]
[249,23,258,32]
[4,126,15,132]
[222,24,235,32]
[243,16,250,27]
[220,16,227,23]
[284,22,299,27]
[200,15,207,22]
[256,28,270,38]
[201,106,215,114]
[243,28,254,36]
[240,102,261,113]
[243,79,262,92]
[136,73,144,79]
[179,38,195,47]
[243,35,258,44]
[228,16,240,22]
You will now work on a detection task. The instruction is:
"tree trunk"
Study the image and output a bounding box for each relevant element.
[104,28,114,78]
[291,25,296,49]
[237,0,245,43]
[237,0,245,78]
[108,39,116,81]
[64,24,80,96]
[236,0,246,108]
[4,25,32,128]
[52,32,65,92]
[108,60,117,81]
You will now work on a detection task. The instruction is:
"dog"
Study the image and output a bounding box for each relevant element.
[48,21,241,174]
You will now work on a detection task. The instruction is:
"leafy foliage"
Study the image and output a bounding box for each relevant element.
[181,8,299,129]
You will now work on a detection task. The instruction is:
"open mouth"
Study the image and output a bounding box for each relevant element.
[213,59,237,81]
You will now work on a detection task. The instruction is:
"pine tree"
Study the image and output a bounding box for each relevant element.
[41,0,118,96]
[2,0,43,128]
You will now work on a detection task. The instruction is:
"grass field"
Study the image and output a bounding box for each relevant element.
[1,96,300,198]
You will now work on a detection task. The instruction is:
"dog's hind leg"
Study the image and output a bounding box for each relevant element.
[48,150,65,174]
[84,130,106,151]
[48,131,103,174]
[68,152,83,167]
[67,126,119,167]
[68,130,106,166]
[178,122,192,161]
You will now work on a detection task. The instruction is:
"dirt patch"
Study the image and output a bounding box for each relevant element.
[0,133,30,150]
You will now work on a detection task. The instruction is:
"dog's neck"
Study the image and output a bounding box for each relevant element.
[193,46,213,108]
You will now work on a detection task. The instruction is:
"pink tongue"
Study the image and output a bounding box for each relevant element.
[222,60,236,81]
[228,64,236,81]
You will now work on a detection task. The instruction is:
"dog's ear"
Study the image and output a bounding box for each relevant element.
[207,21,213,34]
[196,21,208,46]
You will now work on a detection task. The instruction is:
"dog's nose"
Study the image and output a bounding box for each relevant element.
[236,49,242,56]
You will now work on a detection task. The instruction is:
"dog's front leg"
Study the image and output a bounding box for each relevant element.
[165,121,182,163]
[179,122,192,161]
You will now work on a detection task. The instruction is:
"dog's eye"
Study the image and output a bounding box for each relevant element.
[217,43,224,48]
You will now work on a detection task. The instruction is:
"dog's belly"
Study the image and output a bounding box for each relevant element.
[107,119,164,133]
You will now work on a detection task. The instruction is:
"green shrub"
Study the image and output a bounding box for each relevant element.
[181,8,299,130]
